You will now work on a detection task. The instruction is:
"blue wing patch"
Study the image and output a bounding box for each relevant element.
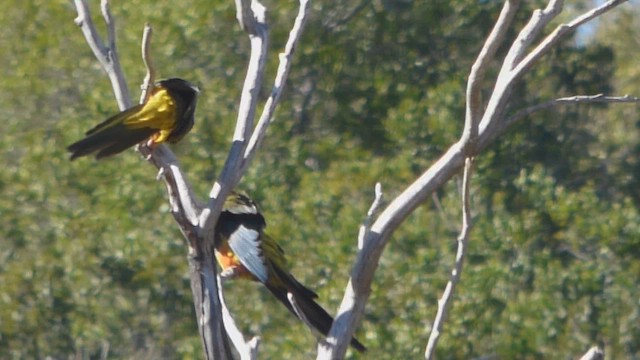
[227,225,269,283]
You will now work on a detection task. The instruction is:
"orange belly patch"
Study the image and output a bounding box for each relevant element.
[215,242,255,280]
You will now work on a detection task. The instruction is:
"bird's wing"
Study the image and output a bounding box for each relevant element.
[84,104,145,136]
[122,88,176,131]
[227,225,269,283]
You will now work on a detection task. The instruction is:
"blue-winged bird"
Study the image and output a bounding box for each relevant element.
[215,192,366,353]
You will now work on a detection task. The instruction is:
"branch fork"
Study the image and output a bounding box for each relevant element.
[321,1,637,359]
[73,0,310,358]
[71,0,638,358]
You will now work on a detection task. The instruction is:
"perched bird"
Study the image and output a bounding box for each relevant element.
[215,192,367,353]
[67,78,199,160]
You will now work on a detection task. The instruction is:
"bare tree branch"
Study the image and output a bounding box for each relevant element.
[219,276,261,360]
[321,141,466,358]
[199,0,269,236]
[478,0,629,150]
[73,0,131,109]
[72,2,231,359]
[201,0,310,240]
[579,346,604,360]
[481,0,565,141]
[505,94,640,128]
[513,0,629,79]
[134,24,203,228]
[202,2,310,353]
[100,0,116,53]
[132,22,231,359]
[139,23,156,104]
[464,0,520,146]
[322,1,633,358]
[72,0,634,356]
[358,183,383,250]
[73,0,310,356]
[244,0,311,164]
[424,157,475,360]
[501,0,563,73]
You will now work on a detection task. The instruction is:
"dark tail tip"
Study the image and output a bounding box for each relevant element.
[350,337,367,353]
[68,151,80,161]
[67,141,90,161]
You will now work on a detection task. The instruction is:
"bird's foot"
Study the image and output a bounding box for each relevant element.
[219,268,240,283]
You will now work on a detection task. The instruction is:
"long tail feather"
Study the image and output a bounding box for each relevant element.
[265,267,367,353]
[85,105,144,136]
[68,124,155,160]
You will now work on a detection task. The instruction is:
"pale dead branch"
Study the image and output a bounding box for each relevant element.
[505,94,640,127]
[424,157,475,360]
[320,1,636,358]
[139,23,156,104]
[579,346,605,360]
[73,0,130,108]
[72,0,311,358]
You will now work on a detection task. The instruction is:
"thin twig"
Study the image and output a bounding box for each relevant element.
[424,157,474,360]
[201,0,310,236]
[134,22,200,226]
[358,182,383,250]
[431,192,455,233]
[505,94,640,127]
[482,0,565,140]
[199,0,269,235]
[100,0,116,52]
[464,0,520,145]
[74,0,107,62]
[501,0,563,73]
[512,0,629,79]
[323,0,370,30]
[218,276,261,360]
[139,23,156,104]
[323,1,632,358]
[73,0,130,109]
[244,0,311,163]
[478,0,628,149]
[318,183,382,357]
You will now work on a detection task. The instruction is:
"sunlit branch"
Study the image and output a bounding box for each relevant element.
[73,0,131,109]
[219,276,261,360]
[72,1,230,358]
[244,0,311,163]
[139,23,156,104]
[505,94,640,128]
[424,157,474,360]
[323,1,633,358]
[200,0,268,234]
[579,346,604,360]
[464,0,520,145]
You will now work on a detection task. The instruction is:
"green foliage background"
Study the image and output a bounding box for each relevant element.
[1,1,639,359]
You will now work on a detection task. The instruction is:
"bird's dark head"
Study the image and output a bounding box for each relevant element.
[157,78,199,102]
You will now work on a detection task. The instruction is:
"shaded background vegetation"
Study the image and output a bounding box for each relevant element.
[1,0,639,359]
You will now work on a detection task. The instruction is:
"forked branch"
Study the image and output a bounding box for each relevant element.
[321,1,635,358]
[424,157,474,360]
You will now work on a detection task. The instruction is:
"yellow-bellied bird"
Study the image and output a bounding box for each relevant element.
[67,78,199,160]
[215,192,366,353]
